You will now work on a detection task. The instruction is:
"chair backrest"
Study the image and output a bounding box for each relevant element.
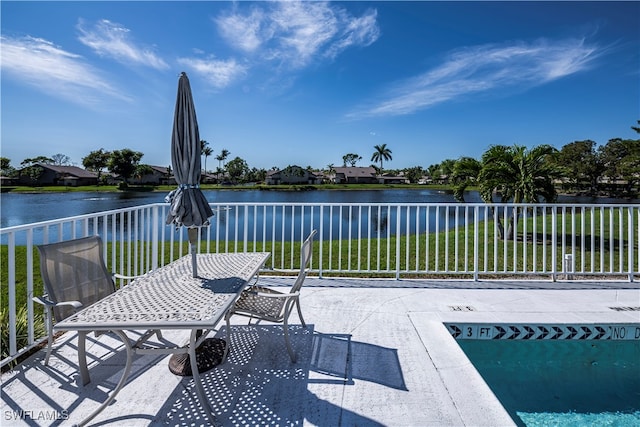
[291,229,317,294]
[37,236,115,322]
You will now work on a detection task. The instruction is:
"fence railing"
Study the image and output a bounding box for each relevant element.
[2,202,638,366]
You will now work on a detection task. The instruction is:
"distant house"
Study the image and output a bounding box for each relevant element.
[0,176,17,187]
[313,171,329,183]
[332,166,378,184]
[378,173,409,184]
[266,166,321,185]
[17,163,98,186]
[130,166,175,186]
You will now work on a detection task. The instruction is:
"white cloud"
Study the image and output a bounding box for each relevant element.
[268,1,340,67]
[0,35,131,106]
[348,38,602,119]
[215,1,380,69]
[215,8,267,54]
[77,19,169,70]
[177,56,248,89]
[324,8,379,60]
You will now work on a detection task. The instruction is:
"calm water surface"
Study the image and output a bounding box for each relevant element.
[1,189,635,229]
[1,189,481,228]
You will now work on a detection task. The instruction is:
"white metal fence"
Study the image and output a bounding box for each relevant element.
[2,202,638,366]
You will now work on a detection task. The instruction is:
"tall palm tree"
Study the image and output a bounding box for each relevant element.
[202,146,213,173]
[371,144,392,173]
[215,149,230,183]
[478,144,559,240]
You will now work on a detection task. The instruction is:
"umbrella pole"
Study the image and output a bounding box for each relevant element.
[168,225,226,377]
[188,227,198,278]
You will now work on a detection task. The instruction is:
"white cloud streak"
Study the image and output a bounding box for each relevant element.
[77,19,169,70]
[348,38,602,119]
[214,1,380,69]
[177,1,378,90]
[177,56,248,89]
[0,35,131,106]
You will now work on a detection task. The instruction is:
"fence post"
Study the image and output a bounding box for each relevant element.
[564,253,574,280]
[629,207,635,282]
[319,205,323,279]
[396,205,401,280]
[151,205,159,271]
[8,233,17,358]
[473,206,479,281]
[551,207,557,281]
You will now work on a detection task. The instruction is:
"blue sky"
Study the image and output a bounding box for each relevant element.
[2,1,639,172]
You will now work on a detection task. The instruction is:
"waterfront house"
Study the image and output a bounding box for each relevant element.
[129,165,176,186]
[17,163,98,186]
[266,166,321,185]
[378,172,410,184]
[332,166,378,184]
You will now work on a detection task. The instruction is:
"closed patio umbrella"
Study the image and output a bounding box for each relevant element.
[166,72,219,376]
[165,72,214,278]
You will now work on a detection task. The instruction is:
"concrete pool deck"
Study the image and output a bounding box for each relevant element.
[2,278,639,426]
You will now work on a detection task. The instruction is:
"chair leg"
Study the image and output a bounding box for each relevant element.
[296,300,306,328]
[283,317,296,363]
[43,308,54,366]
[223,315,231,363]
[77,331,91,386]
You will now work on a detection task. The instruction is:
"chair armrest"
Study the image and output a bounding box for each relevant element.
[246,290,300,299]
[32,296,83,310]
[262,268,297,274]
[113,273,143,281]
[33,295,55,307]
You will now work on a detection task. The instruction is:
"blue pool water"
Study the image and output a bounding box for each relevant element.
[457,339,640,426]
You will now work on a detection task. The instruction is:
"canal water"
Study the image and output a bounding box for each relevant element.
[1,189,633,229]
[1,189,485,228]
[1,189,636,245]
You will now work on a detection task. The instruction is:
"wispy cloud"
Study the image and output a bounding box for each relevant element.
[347,38,603,119]
[215,1,379,69]
[77,19,169,70]
[177,56,248,89]
[215,7,267,54]
[0,35,131,106]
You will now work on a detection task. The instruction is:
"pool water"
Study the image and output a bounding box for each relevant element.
[457,339,640,427]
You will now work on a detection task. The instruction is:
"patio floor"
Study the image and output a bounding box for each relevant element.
[2,277,639,426]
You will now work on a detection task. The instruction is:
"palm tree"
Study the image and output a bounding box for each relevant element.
[451,157,482,202]
[202,146,213,173]
[478,144,559,240]
[371,144,392,173]
[215,149,230,183]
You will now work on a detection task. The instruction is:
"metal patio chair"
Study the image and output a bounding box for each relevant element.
[34,235,161,366]
[225,229,317,362]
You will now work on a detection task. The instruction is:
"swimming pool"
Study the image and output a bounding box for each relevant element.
[447,323,640,426]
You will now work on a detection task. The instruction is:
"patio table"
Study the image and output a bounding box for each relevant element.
[53,251,270,426]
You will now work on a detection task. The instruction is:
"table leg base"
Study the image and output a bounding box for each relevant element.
[168,338,226,376]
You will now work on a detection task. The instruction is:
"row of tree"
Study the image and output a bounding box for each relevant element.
[448,134,639,200]
[2,125,638,197]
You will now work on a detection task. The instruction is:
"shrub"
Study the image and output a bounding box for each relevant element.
[1,305,45,370]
